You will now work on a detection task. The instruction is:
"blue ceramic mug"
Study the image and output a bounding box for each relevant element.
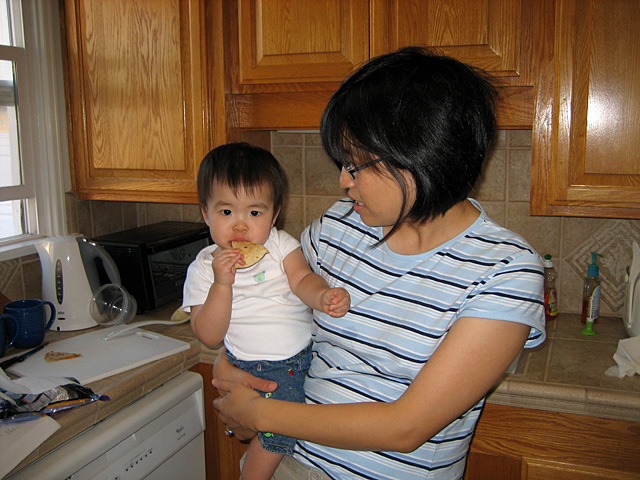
[4,299,56,349]
[0,314,18,357]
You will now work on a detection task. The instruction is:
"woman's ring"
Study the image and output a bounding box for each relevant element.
[224,426,234,437]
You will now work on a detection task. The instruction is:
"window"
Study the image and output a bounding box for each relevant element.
[0,0,68,260]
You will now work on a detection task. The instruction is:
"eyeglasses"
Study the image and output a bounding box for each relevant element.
[343,157,384,179]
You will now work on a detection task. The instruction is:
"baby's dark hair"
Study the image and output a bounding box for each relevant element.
[197,142,287,215]
[321,46,497,240]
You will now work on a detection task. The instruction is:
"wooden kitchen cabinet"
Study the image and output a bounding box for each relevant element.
[530,0,640,219]
[370,0,554,128]
[191,364,640,479]
[227,0,554,130]
[464,404,640,480]
[190,363,248,480]
[229,0,369,91]
[224,0,368,131]
[61,0,224,203]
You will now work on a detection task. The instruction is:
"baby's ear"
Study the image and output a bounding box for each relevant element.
[201,206,210,226]
[271,207,281,227]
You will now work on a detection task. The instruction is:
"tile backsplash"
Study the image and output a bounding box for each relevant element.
[3,130,639,318]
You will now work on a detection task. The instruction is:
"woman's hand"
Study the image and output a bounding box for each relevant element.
[212,352,278,440]
[212,349,278,395]
[213,378,264,441]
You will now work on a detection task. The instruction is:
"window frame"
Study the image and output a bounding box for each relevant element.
[0,0,69,261]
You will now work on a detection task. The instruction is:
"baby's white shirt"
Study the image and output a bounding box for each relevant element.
[183,228,312,361]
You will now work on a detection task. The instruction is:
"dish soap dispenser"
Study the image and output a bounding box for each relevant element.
[581,252,603,325]
[543,254,558,322]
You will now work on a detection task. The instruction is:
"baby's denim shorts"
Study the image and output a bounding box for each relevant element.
[225,342,312,456]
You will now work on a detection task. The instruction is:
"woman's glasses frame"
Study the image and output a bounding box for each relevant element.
[343,157,384,179]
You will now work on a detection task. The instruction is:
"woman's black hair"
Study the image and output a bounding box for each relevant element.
[321,46,497,241]
[197,142,287,216]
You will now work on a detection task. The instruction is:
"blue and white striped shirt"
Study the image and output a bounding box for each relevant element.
[295,199,545,479]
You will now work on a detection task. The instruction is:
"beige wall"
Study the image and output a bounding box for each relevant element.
[2,130,639,318]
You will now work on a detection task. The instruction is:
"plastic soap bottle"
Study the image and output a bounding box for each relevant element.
[543,254,558,322]
[581,252,603,327]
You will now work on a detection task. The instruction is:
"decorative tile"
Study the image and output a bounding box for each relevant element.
[144,203,183,225]
[182,204,203,223]
[273,146,304,195]
[280,195,305,241]
[0,258,19,292]
[74,196,93,236]
[271,131,303,146]
[508,149,532,202]
[507,202,561,260]
[121,202,139,230]
[565,220,640,311]
[472,148,506,201]
[56,129,640,321]
[492,129,508,148]
[65,192,79,233]
[304,148,344,196]
[90,201,124,237]
[304,132,322,146]
[305,196,345,226]
[482,202,506,227]
[22,257,42,299]
[509,129,532,147]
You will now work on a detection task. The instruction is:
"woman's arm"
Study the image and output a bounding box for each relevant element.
[214,316,529,453]
[283,248,350,317]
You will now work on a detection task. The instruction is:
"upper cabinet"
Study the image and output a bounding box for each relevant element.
[370,0,554,128]
[60,0,639,217]
[530,0,640,218]
[226,0,553,130]
[61,0,220,203]
[224,0,369,130]
[231,0,369,89]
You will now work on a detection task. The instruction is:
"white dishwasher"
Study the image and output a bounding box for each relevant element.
[8,372,206,480]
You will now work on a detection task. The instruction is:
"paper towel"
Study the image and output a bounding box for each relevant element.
[605,335,640,378]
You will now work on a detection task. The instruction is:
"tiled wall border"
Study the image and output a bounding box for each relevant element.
[2,131,639,317]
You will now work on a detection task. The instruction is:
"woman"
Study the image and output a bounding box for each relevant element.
[213,47,546,480]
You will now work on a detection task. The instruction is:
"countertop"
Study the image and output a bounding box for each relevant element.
[488,313,640,422]
[5,308,639,476]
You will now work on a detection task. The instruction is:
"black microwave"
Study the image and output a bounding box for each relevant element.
[92,221,211,313]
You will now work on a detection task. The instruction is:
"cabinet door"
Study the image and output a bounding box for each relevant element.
[231,0,369,92]
[531,0,640,218]
[466,404,640,479]
[525,460,638,480]
[62,0,208,203]
[371,0,530,85]
[370,0,554,128]
[190,363,249,480]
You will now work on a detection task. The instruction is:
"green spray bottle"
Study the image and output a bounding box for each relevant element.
[581,252,603,334]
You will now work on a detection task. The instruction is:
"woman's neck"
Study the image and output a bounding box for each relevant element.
[383,199,480,255]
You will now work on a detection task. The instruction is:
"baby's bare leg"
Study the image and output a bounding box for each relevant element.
[240,436,284,480]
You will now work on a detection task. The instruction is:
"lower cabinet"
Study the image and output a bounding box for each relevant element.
[464,404,640,480]
[188,368,640,480]
[191,363,248,480]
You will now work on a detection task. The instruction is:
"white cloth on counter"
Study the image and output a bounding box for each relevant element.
[605,335,640,378]
[0,368,74,395]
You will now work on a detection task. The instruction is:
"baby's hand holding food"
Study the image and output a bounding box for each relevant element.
[211,248,243,285]
[322,287,351,317]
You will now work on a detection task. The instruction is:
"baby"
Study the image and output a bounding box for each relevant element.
[182,142,350,480]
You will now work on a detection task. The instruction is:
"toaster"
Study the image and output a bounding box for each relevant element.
[92,221,211,313]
